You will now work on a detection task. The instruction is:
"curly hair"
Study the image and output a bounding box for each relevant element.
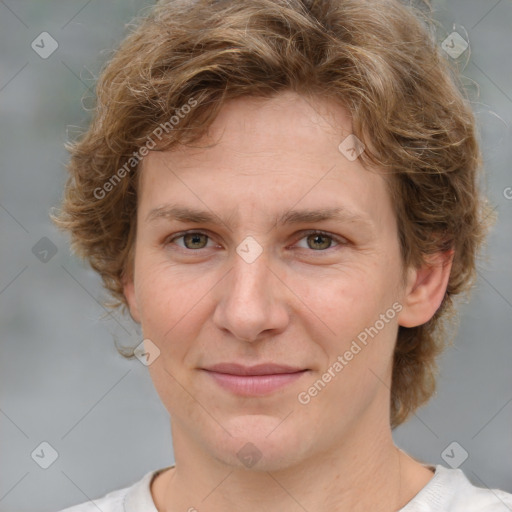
[52,0,492,428]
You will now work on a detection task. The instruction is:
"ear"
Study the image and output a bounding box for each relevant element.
[123,274,141,324]
[397,250,454,328]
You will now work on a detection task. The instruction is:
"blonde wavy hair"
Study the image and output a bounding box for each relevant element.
[53,0,492,428]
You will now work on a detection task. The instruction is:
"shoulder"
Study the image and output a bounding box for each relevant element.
[55,467,166,512]
[449,471,512,511]
[404,464,512,511]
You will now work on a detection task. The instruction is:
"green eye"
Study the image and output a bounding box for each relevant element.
[182,232,209,249]
[304,232,335,250]
[170,232,211,250]
[165,229,346,253]
[295,230,345,251]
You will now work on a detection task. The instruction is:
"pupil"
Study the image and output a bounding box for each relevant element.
[186,233,205,248]
[310,234,330,250]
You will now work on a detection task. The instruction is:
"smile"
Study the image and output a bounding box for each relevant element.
[201,363,309,396]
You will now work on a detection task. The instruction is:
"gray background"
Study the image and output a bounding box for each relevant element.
[0,1,511,511]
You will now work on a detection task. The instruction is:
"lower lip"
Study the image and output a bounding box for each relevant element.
[203,370,308,396]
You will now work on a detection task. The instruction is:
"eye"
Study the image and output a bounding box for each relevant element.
[295,230,346,251]
[166,231,216,250]
[164,229,347,253]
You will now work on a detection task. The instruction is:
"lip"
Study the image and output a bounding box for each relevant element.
[201,363,309,396]
[205,363,305,375]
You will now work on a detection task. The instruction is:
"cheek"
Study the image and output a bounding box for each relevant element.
[133,256,216,360]
[298,262,390,332]
[134,262,205,417]
[298,258,401,376]
[134,259,185,343]
[296,272,400,426]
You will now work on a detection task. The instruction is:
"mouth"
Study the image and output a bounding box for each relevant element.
[201,363,309,396]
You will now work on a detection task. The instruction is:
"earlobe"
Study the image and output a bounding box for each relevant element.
[123,275,141,324]
[397,250,454,328]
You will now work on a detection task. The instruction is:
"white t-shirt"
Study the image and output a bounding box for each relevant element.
[57,464,512,512]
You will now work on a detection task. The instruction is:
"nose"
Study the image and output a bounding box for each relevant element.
[212,244,289,342]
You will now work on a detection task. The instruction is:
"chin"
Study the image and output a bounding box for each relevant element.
[208,414,309,472]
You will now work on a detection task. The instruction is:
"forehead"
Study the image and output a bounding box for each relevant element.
[156,91,355,167]
[138,91,394,233]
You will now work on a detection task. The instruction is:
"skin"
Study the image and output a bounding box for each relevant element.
[123,90,453,512]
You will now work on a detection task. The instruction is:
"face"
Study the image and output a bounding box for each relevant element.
[124,91,416,471]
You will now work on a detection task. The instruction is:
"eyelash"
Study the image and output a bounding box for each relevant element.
[164,229,348,253]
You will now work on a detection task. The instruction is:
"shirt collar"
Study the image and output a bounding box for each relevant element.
[124,466,173,512]
[124,463,462,512]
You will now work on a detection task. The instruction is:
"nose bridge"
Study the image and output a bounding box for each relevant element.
[213,237,288,341]
[229,241,271,308]
[226,231,268,291]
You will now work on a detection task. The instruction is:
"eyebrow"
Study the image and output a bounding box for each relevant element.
[146,204,374,230]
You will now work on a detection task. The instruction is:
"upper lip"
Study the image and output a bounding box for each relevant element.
[203,363,307,376]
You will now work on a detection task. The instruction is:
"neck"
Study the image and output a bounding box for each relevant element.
[152,402,434,512]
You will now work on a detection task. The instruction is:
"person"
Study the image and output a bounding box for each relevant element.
[53,0,512,510]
